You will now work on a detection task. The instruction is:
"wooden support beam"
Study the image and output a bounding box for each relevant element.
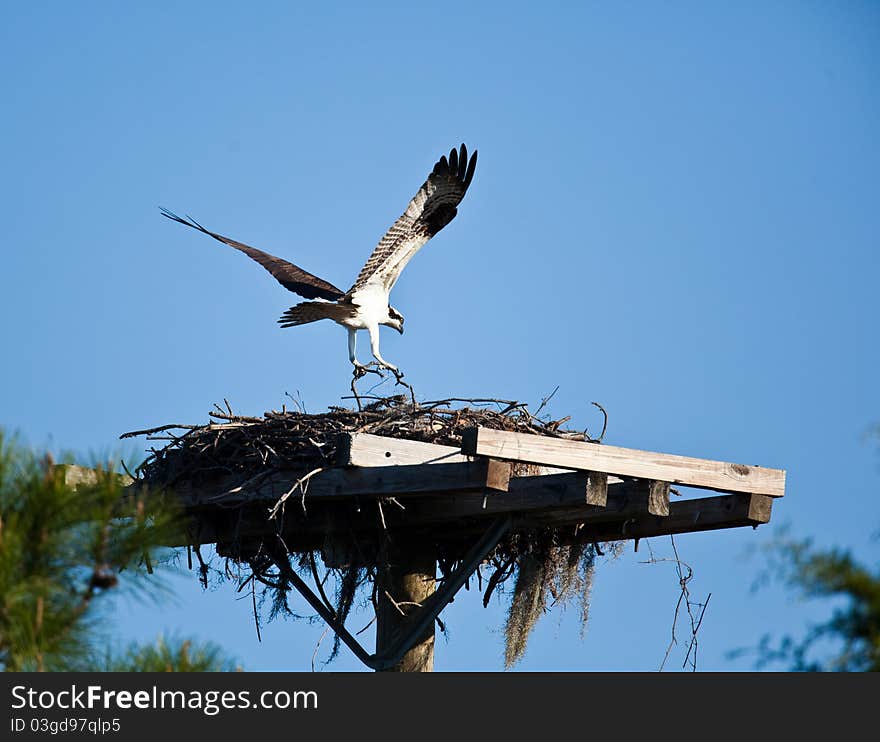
[59,454,775,551]
[337,433,470,467]
[263,517,511,671]
[178,475,775,551]
[202,473,617,550]
[401,472,605,524]
[461,427,786,497]
[375,537,436,672]
[170,458,511,508]
[526,493,773,540]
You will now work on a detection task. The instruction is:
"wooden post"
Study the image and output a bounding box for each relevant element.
[375,536,436,672]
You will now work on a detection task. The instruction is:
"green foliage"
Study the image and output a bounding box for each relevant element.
[739,427,880,672]
[97,636,240,672]
[0,431,237,672]
[742,527,880,672]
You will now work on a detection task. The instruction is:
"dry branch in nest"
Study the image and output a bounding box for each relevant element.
[122,394,617,668]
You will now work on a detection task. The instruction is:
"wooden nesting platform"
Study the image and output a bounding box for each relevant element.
[103,426,785,558]
[60,423,786,671]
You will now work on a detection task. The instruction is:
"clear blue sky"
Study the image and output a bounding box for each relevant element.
[2,1,878,671]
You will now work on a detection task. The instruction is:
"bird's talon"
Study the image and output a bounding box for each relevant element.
[353,362,385,381]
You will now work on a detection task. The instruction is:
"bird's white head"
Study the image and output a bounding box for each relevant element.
[385,306,404,335]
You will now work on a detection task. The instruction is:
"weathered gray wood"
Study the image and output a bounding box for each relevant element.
[337,432,575,478]
[337,433,471,467]
[527,493,773,539]
[170,458,511,508]
[57,464,133,489]
[401,472,604,523]
[586,471,608,506]
[461,427,786,497]
[647,480,670,516]
[62,447,775,553]
[202,488,772,553]
[376,538,436,672]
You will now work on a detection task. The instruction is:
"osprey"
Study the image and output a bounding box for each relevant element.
[161,144,477,379]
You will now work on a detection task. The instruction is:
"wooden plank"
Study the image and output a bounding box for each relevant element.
[337,432,575,477]
[377,479,769,534]
[586,472,608,507]
[194,474,638,548]
[647,480,670,516]
[337,433,471,467]
[56,464,132,489]
[540,493,774,541]
[461,427,786,497]
[207,488,772,552]
[171,458,511,508]
[398,473,610,524]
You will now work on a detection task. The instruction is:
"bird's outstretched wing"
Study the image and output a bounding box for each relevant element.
[347,144,477,295]
[160,208,345,301]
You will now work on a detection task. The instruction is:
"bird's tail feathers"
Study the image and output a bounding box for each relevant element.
[278,301,352,328]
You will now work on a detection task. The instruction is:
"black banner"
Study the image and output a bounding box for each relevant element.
[0,672,873,739]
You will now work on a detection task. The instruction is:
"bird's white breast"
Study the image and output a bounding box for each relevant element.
[347,285,390,328]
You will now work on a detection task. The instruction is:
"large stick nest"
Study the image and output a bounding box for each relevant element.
[126,394,599,488]
[123,393,616,668]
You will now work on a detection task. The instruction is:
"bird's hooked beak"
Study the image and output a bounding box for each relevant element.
[387,308,404,335]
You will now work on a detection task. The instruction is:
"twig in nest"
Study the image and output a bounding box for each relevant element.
[251,574,262,642]
[646,535,708,672]
[350,364,386,412]
[221,469,275,497]
[548,415,571,432]
[383,589,423,616]
[683,593,711,670]
[193,544,209,589]
[119,423,198,439]
[585,401,608,443]
[236,573,255,593]
[308,551,337,617]
[119,458,137,481]
[377,499,387,531]
[534,385,560,419]
[284,390,307,414]
[670,535,708,672]
[390,368,417,407]
[267,467,324,520]
[482,555,515,608]
[356,616,377,636]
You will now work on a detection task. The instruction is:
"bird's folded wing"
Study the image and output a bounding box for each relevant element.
[347,144,477,295]
[160,208,345,301]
